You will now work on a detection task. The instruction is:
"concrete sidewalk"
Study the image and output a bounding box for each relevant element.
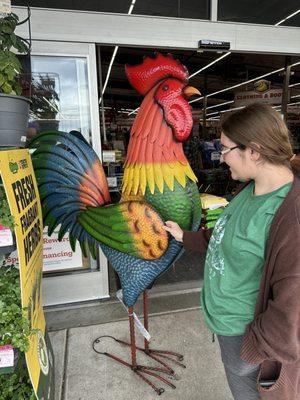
[49,309,233,400]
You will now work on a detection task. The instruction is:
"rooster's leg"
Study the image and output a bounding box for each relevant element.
[140,290,186,372]
[93,306,177,395]
[128,306,177,392]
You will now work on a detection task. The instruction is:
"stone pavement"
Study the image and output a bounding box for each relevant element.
[49,309,233,400]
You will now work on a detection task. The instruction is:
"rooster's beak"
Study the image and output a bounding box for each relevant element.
[183,86,201,99]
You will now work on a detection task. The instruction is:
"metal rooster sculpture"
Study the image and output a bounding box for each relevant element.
[28,53,201,395]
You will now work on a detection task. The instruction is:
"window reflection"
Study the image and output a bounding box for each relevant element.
[29,56,91,139]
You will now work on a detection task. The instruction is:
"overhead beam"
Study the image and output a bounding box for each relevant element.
[13,6,300,56]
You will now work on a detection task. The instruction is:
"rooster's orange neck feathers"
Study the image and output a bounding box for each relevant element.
[122,87,197,196]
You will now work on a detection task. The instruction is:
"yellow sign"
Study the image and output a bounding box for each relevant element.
[0,149,54,400]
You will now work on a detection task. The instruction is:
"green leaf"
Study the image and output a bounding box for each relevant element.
[2,82,12,94]
[1,25,13,34]
[14,38,29,54]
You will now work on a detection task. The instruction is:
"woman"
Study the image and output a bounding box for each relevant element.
[164,103,300,400]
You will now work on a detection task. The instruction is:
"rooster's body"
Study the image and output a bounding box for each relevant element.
[29,53,201,307]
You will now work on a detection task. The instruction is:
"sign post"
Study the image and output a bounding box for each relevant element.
[0,148,54,400]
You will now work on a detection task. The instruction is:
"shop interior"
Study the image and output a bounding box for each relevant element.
[23,44,300,293]
[94,46,300,290]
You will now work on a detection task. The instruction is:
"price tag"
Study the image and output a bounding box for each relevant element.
[116,290,151,341]
[0,345,14,368]
[0,225,13,247]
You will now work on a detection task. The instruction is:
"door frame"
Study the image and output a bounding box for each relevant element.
[30,40,109,306]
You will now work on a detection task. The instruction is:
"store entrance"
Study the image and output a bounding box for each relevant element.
[97,45,300,293]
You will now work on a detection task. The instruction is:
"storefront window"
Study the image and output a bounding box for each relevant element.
[218,0,300,26]
[12,0,210,19]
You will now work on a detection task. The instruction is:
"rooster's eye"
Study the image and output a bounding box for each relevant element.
[162,85,169,91]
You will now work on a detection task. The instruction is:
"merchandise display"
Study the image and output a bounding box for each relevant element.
[200,194,228,229]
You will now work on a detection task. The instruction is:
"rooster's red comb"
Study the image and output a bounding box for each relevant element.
[125,53,189,95]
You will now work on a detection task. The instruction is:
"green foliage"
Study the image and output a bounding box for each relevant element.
[0,12,29,95]
[0,266,33,352]
[0,186,35,397]
[0,185,15,230]
[0,181,35,398]
[0,354,36,400]
[0,266,36,398]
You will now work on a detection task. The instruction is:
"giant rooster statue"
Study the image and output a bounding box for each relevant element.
[28,53,201,395]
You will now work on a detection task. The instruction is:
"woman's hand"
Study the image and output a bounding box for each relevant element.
[164,221,183,242]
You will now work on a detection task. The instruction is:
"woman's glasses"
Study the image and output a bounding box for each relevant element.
[220,145,242,156]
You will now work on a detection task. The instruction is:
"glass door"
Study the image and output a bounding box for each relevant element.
[28,41,108,305]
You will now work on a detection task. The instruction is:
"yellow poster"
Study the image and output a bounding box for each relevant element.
[0,149,54,400]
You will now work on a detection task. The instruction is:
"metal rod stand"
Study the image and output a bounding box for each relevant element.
[142,290,186,373]
[92,304,177,395]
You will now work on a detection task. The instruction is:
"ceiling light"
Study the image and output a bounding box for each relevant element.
[189,52,231,79]
[100,0,137,102]
[101,46,119,97]
[128,107,139,116]
[220,106,245,114]
[206,100,234,110]
[189,61,300,104]
[214,101,300,116]
[207,67,285,98]
[205,111,220,117]
[275,9,300,26]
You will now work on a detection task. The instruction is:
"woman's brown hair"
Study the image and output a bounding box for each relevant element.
[221,103,300,177]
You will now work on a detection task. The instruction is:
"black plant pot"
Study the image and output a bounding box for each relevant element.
[0,93,30,148]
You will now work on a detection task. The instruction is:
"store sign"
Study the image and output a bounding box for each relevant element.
[234,88,284,106]
[5,228,83,272]
[0,149,54,400]
[198,39,230,50]
[43,228,83,272]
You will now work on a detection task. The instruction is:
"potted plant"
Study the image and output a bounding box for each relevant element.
[0,12,31,147]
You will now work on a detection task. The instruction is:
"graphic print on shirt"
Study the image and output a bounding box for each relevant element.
[206,214,230,279]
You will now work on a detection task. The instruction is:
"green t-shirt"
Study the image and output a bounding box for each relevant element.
[201,181,292,336]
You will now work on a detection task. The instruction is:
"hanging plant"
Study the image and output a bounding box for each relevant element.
[0,12,30,96]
